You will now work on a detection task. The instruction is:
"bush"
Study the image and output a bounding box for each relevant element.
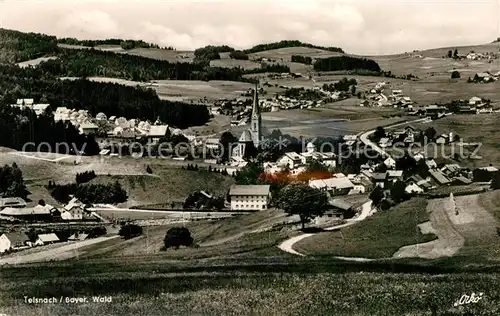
[76,170,96,185]
[451,71,461,79]
[87,226,107,238]
[163,227,194,250]
[119,224,143,239]
[291,55,312,65]
[229,50,249,60]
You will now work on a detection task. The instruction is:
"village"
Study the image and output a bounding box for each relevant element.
[2,81,500,255]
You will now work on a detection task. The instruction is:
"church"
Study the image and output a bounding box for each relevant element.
[232,83,262,160]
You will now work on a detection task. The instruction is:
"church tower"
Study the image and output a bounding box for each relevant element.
[250,83,262,148]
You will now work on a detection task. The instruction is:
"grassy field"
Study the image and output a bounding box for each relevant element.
[479,190,500,222]
[294,198,436,258]
[413,114,500,168]
[2,260,500,316]
[87,166,235,208]
[0,151,235,209]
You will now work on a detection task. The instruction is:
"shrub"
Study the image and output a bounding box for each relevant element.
[229,50,249,60]
[119,224,143,239]
[163,227,194,250]
[451,71,460,79]
[87,226,107,238]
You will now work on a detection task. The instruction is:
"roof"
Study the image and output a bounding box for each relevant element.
[371,173,387,181]
[309,177,354,190]
[0,204,55,216]
[38,233,60,243]
[239,130,252,142]
[2,232,30,246]
[429,169,451,185]
[387,170,403,177]
[80,123,98,129]
[453,176,472,185]
[229,185,270,196]
[480,166,498,172]
[148,125,169,137]
[16,98,34,105]
[442,164,462,173]
[329,199,354,210]
[68,233,88,241]
[282,152,302,161]
[409,174,424,183]
[0,197,27,208]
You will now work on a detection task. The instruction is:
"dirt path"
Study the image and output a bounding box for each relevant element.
[0,236,119,265]
[278,201,375,257]
[393,197,465,259]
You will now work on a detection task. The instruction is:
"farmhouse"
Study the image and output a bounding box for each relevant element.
[0,232,30,253]
[37,233,60,245]
[147,125,170,142]
[384,157,396,169]
[61,198,85,220]
[405,183,424,194]
[429,169,451,185]
[229,185,271,211]
[371,173,387,188]
[309,176,355,196]
[79,123,99,135]
[278,152,303,169]
[68,232,88,241]
[0,204,60,221]
[10,99,50,117]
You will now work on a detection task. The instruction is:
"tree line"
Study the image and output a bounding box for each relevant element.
[0,65,211,128]
[0,163,27,200]
[313,56,381,72]
[291,55,313,65]
[50,179,127,204]
[0,28,58,63]
[58,37,168,50]
[244,40,344,54]
[0,106,100,156]
[194,45,235,63]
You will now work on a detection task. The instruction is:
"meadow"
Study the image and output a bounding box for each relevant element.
[293,198,436,258]
[2,258,500,316]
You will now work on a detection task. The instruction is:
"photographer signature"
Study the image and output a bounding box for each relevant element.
[453,292,484,307]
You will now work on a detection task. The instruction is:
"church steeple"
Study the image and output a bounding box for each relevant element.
[250,82,262,148]
[252,82,260,116]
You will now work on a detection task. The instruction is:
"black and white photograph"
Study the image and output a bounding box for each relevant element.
[1,0,500,315]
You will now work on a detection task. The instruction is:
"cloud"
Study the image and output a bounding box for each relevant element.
[57,9,119,38]
[0,0,498,54]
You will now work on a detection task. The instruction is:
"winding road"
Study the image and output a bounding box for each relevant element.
[278,201,375,257]
[278,117,431,258]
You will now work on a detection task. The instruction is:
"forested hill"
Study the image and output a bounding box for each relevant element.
[0,64,209,128]
[0,28,58,63]
[243,40,345,54]
[58,37,171,50]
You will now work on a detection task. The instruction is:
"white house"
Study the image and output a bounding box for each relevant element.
[79,122,99,135]
[309,176,355,196]
[469,96,482,105]
[36,233,60,245]
[405,183,424,194]
[426,159,438,169]
[278,152,303,169]
[229,185,271,211]
[384,157,396,169]
[0,232,30,253]
[61,198,85,220]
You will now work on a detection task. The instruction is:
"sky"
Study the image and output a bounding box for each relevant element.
[0,0,499,55]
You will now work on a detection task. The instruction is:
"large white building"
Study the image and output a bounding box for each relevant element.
[229,185,271,211]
